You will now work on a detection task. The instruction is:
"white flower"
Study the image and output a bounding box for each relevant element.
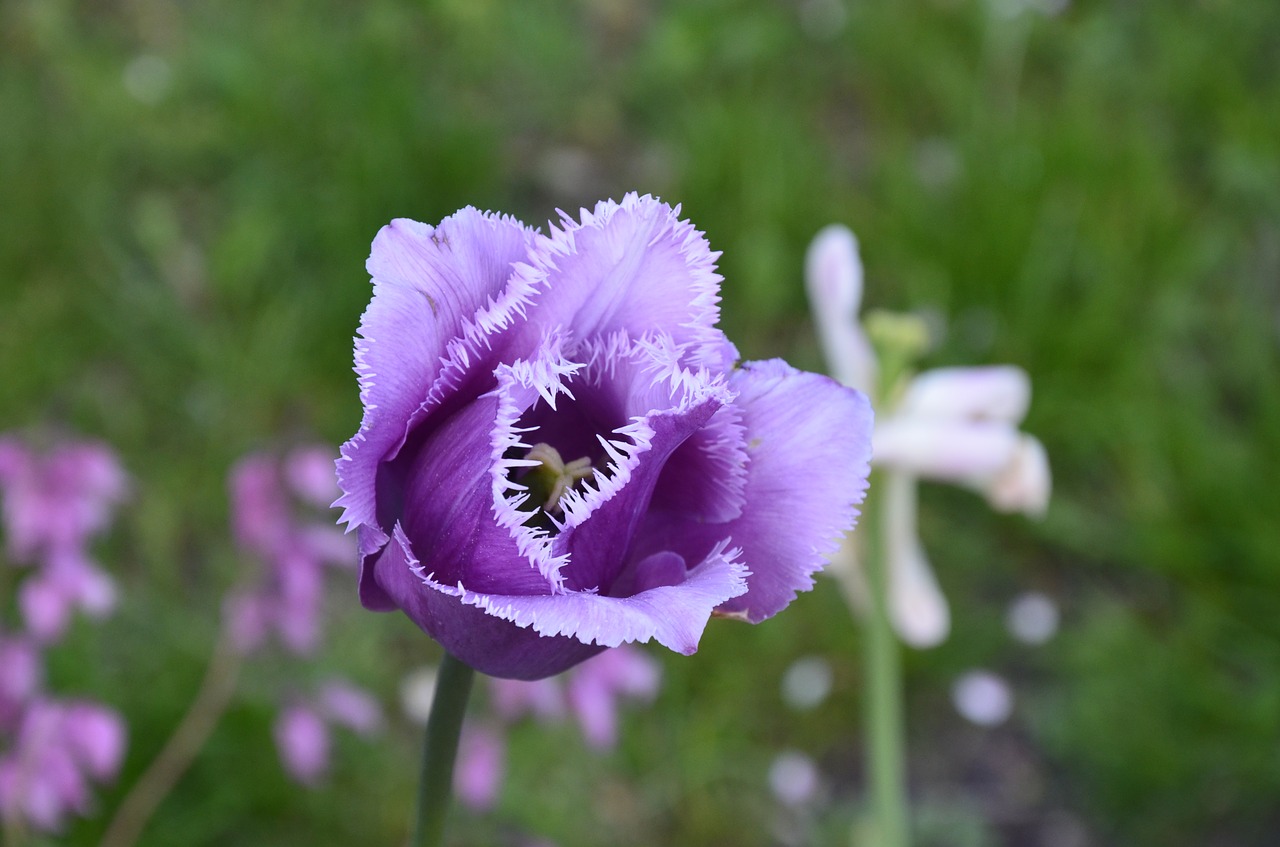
[805,224,1051,647]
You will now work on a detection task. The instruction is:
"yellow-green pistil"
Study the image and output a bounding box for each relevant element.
[522,443,593,513]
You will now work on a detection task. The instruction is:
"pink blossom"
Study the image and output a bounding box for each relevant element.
[317,680,383,736]
[565,645,661,749]
[0,439,127,565]
[0,699,125,833]
[454,724,505,811]
[274,704,330,786]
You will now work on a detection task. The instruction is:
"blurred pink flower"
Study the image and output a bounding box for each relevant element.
[0,437,127,642]
[224,448,355,656]
[0,699,125,833]
[317,680,383,736]
[0,636,41,728]
[454,724,505,811]
[273,680,383,787]
[489,676,566,723]
[0,439,128,566]
[274,704,329,786]
[805,225,1051,648]
[565,645,661,749]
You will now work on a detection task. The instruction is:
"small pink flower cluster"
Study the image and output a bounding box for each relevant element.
[0,438,127,641]
[221,446,381,785]
[454,646,661,811]
[0,436,128,832]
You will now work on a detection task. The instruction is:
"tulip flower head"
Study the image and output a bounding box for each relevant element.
[339,195,873,679]
[805,225,1051,647]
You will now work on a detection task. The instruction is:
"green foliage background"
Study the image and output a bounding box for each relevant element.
[2,0,1278,845]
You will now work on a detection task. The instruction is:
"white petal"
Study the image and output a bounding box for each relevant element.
[983,434,1051,516]
[803,224,878,393]
[897,366,1030,423]
[873,418,1020,481]
[883,472,950,648]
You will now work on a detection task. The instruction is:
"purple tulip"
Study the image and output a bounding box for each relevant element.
[338,194,873,679]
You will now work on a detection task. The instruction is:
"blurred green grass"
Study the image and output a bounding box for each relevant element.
[2,0,1278,845]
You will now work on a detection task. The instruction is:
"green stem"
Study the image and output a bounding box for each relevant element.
[412,652,476,847]
[862,474,910,847]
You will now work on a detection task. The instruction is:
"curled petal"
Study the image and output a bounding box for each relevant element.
[896,366,1030,423]
[653,360,872,623]
[336,209,537,533]
[377,526,747,679]
[516,193,727,365]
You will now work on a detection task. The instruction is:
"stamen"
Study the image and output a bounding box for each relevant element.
[522,443,593,513]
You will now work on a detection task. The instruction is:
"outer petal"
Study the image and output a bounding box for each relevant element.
[514,193,728,367]
[395,393,553,595]
[896,366,1030,423]
[336,209,536,532]
[378,526,747,679]
[648,360,873,623]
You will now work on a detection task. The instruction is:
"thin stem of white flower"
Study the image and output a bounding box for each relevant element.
[861,472,911,847]
[412,651,475,847]
[98,630,241,847]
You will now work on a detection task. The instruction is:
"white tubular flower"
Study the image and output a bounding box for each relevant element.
[804,224,1050,648]
[805,224,878,394]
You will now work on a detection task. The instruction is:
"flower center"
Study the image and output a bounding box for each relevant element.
[519,442,593,514]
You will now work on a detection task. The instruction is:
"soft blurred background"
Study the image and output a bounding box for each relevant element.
[2,0,1279,845]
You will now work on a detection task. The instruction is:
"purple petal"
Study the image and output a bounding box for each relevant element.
[366,526,602,680]
[382,525,747,679]
[336,209,537,534]
[547,335,734,594]
[649,360,873,623]
[515,194,728,366]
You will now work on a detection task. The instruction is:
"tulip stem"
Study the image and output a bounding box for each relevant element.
[412,652,475,847]
[862,475,911,847]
